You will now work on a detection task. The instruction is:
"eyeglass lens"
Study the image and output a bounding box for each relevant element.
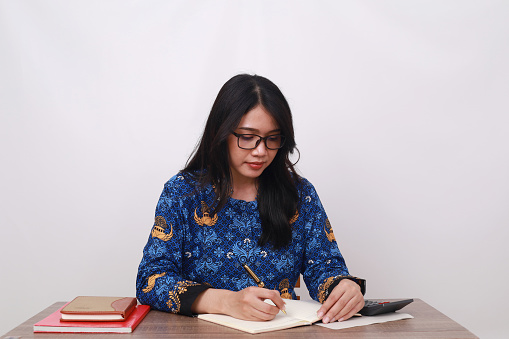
[237,134,284,150]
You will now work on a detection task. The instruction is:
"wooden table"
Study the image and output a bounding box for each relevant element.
[3,299,477,338]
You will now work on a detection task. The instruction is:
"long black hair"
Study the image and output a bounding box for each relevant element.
[183,74,300,249]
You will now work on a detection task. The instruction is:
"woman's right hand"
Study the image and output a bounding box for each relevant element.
[224,286,286,321]
[192,287,286,321]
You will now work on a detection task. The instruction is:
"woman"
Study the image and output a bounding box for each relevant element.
[136,74,365,323]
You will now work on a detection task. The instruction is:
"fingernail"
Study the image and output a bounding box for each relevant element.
[317,311,324,318]
[338,317,344,322]
[323,316,330,324]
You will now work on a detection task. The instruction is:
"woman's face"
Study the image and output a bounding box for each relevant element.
[227,105,280,186]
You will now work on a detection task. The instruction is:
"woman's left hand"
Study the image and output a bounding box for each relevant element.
[317,279,364,323]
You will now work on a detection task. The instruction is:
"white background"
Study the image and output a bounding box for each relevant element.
[1,1,508,338]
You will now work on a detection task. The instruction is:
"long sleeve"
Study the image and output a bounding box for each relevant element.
[137,174,365,313]
[299,180,366,303]
[136,176,209,315]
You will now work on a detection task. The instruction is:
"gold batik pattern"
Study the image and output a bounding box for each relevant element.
[289,210,299,224]
[278,278,293,299]
[142,272,167,293]
[324,218,336,242]
[151,216,173,241]
[167,280,200,313]
[194,201,218,226]
[318,276,339,303]
[317,275,358,303]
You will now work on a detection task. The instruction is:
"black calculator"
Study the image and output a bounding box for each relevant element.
[359,299,414,316]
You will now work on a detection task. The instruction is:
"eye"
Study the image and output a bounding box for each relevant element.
[267,135,281,142]
[239,134,256,141]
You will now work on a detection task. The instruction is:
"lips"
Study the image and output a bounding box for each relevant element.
[246,162,264,170]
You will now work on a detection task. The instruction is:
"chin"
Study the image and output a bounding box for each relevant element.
[241,168,265,179]
[244,171,263,179]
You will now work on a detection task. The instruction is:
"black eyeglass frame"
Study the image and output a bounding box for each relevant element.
[231,132,286,150]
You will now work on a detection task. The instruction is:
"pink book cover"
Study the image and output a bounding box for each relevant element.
[33,304,150,333]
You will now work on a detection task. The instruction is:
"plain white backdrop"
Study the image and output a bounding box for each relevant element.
[1,1,508,337]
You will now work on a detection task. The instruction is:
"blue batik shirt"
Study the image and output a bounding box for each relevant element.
[136,172,365,315]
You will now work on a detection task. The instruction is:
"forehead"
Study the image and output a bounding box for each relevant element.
[235,105,280,133]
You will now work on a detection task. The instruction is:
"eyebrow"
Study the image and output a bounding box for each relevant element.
[237,127,282,134]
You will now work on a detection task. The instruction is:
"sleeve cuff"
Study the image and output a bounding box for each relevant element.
[178,284,211,316]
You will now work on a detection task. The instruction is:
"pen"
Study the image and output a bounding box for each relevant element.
[242,263,287,315]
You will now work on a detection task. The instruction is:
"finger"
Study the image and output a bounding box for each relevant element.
[266,290,287,312]
[252,298,281,316]
[250,288,286,313]
[246,288,283,315]
[317,287,345,319]
[318,279,362,321]
[233,298,278,321]
[337,298,365,322]
[248,299,281,320]
[248,306,279,321]
[322,291,360,323]
[327,293,364,323]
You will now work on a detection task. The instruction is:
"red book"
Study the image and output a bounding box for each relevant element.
[33,304,150,333]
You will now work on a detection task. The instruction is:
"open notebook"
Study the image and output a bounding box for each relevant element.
[197,299,322,334]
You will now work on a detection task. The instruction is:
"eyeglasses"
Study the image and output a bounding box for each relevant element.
[232,132,285,150]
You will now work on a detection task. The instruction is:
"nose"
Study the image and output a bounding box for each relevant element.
[251,139,268,156]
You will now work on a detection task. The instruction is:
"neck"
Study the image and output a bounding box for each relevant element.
[231,176,258,202]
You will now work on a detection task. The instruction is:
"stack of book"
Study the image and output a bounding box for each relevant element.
[33,296,150,333]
